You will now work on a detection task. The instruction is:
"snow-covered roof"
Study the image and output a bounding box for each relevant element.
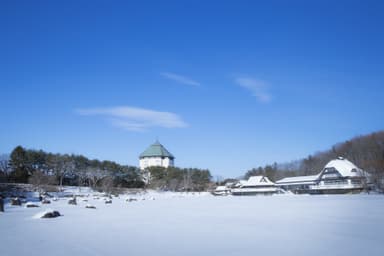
[276,174,319,185]
[214,186,228,191]
[323,158,364,177]
[243,176,275,186]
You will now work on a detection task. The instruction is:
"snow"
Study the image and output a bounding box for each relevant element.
[1,191,384,256]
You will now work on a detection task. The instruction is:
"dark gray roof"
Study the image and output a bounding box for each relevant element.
[139,141,174,159]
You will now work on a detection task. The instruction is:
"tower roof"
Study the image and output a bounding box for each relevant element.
[139,141,174,159]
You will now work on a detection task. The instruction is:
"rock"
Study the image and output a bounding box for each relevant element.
[42,199,51,204]
[0,196,4,212]
[41,211,61,218]
[68,197,77,205]
[11,198,22,206]
[25,202,39,208]
[126,198,137,202]
[105,199,112,204]
[41,192,53,198]
[85,204,96,209]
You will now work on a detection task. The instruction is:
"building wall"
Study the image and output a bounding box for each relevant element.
[139,156,174,169]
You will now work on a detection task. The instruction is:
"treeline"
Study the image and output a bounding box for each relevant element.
[244,164,281,182]
[0,146,145,190]
[244,131,384,187]
[145,166,212,191]
[0,146,213,192]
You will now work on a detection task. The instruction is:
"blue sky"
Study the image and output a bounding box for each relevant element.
[1,0,384,178]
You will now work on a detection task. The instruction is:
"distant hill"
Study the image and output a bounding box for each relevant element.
[294,130,384,175]
[244,131,384,185]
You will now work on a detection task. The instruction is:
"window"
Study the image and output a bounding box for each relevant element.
[323,179,348,185]
[324,167,338,174]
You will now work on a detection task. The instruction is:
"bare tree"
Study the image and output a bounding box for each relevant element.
[28,170,55,192]
[0,159,10,175]
[48,155,76,191]
[101,176,114,194]
[183,170,192,191]
[85,167,109,188]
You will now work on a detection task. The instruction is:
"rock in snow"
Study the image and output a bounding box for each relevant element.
[41,211,61,218]
[11,198,22,206]
[68,197,77,205]
[33,209,61,219]
[25,202,39,208]
[42,199,51,204]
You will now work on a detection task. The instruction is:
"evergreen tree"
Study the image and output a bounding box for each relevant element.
[9,146,30,183]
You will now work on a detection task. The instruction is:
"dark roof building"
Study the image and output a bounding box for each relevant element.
[139,141,175,169]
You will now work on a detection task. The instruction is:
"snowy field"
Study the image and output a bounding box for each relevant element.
[1,191,384,256]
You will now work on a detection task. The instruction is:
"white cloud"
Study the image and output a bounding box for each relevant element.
[160,72,201,86]
[77,106,188,132]
[235,77,271,103]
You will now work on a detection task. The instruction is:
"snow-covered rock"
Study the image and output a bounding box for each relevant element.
[25,202,39,208]
[41,211,61,218]
[68,197,77,205]
[42,199,51,204]
[33,209,61,219]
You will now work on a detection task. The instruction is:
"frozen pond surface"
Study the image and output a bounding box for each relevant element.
[1,193,384,256]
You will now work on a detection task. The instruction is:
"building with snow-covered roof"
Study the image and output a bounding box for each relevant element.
[276,157,368,194]
[139,141,175,170]
[212,186,230,196]
[231,176,278,195]
[275,175,319,194]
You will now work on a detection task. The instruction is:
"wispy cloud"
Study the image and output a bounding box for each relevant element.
[76,106,188,132]
[160,72,201,86]
[235,77,271,103]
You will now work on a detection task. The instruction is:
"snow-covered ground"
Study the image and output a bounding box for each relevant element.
[1,191,384,256]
